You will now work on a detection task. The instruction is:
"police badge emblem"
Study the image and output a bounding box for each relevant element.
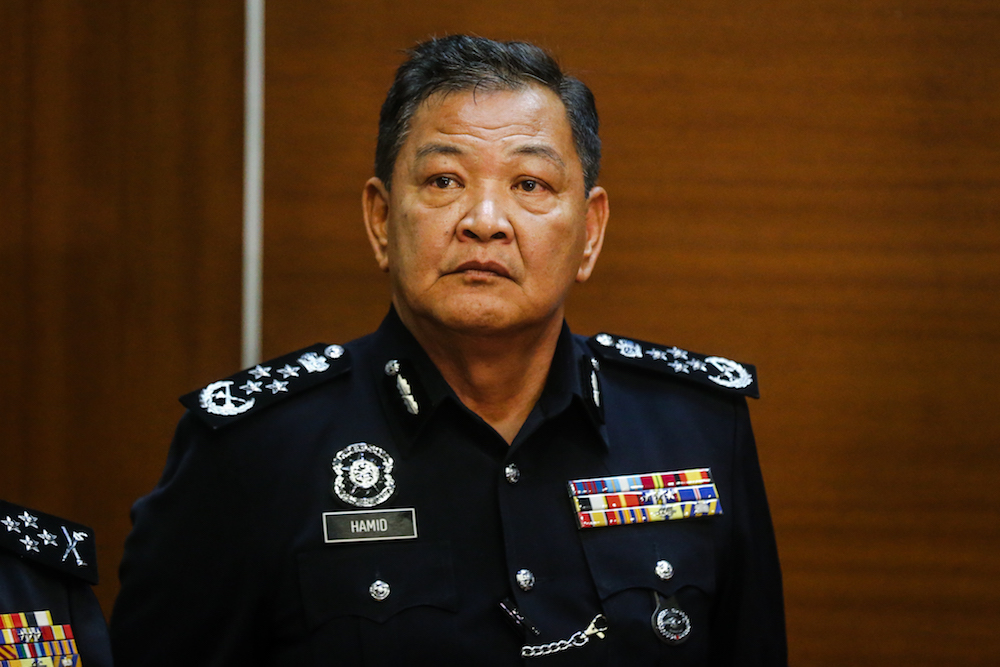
[331,443,396,508]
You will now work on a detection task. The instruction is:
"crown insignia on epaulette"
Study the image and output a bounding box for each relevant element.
[180,343,351,429]
[588,333,759,399]
[0,500,99,584]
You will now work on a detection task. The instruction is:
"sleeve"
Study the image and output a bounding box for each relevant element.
[712,399,788,666]
[109,413,266,666]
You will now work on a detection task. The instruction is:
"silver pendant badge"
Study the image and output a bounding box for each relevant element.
[331,443,397,508]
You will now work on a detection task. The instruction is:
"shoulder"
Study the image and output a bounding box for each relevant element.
[583,332,760,399]
[179,342,353,430]
[0,500,99,585]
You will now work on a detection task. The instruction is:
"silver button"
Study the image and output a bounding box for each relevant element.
[515,568,535,591]
[655,560,674,581]
[369,579,390,601]
[504,464,521,484]
[384,359,400,376]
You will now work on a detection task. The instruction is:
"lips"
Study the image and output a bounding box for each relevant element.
[451,260,512,279]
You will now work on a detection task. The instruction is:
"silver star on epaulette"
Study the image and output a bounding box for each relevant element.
[20,535,39,552]
[277,364,300,378]
[39,529,58,546]
[18,511,38,529]
[240,380,263,394]
[265,379,288,394]
[2,516,20,533]
[248,364,272,379]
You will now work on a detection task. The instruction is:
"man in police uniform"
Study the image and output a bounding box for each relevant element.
[1,500,113,666]
[111,35,786,665]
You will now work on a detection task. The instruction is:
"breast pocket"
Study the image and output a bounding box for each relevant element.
[580,521,716,666]
[297,540,458,663]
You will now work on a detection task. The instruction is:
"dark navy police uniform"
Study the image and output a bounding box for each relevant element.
[111,309,785,665]
[1,500,113,667]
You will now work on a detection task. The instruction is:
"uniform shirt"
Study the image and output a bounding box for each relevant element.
[0,501,113,667]
[110,309,785,666]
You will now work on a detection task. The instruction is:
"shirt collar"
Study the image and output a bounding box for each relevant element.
[371,307,609,457]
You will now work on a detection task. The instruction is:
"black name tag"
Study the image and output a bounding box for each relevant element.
[323,508,418,544]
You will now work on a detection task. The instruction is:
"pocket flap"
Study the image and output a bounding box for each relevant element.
[297,540,457,628]
[580,523,716,600]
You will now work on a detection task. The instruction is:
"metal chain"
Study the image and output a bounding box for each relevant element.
[520,614,608,658]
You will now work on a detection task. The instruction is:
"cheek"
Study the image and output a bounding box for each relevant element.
[391,212,449,273]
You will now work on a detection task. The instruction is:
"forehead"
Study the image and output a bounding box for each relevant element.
[400,85,578,163]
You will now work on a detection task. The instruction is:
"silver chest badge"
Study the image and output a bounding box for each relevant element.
[331,443,396,508]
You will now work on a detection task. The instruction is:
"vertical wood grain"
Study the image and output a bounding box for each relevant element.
[0,1,243,615]
[264,1,1000,664]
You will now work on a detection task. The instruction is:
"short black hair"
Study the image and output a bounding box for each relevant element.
[375,35,601,192]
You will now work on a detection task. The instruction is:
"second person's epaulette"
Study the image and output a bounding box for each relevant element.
[587,333,760,399]
[0,499,99,585]
[180,343,352,429]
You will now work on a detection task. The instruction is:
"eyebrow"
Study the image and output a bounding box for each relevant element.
[512,144,566,169]
[414,144,464,161]
[414,142,567,173]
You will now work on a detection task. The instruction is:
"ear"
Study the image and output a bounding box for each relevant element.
[363,177,391,272]
[576,186,609,283]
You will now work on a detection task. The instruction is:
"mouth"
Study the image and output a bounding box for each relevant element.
[450,260,512,280]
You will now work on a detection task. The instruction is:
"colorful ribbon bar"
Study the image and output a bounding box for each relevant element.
[568,468,723,529]
[573,483,718,513]
[1,658,79,667]
[0,613,52,631]
[567,468,713,497]
[576,498,723,529]
[1,625,75,645]
[0,639,78,659]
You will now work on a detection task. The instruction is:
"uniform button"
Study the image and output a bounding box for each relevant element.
[504,464,521,484]
[655,560,674,581]
[515,569,535,591]
[369,579,390,602]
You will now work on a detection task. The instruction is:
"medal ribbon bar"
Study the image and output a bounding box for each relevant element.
[572,483,718,513]
[1,658,79,667]
[0,613,52,631]
[0,639,78,659]
[1,625,74,645]
[567,468,712,497]
[577,498,723,529]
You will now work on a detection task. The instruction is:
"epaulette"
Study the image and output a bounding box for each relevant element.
[180,343,351,429]
[587,333,760,399]
[0,500,99,585]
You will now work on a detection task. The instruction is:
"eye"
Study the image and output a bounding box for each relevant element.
[517,179,543,193]
[432,175,456,189]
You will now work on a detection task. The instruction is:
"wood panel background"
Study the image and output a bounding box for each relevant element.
[0,0,244,617]
[2,1,998,665]
[264,1,1000,665]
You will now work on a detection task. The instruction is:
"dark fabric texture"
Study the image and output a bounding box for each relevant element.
[111,309,785,665]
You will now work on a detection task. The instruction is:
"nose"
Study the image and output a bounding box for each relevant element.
[457,188,513,242]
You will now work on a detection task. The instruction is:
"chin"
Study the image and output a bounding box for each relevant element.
[425,297,537,336]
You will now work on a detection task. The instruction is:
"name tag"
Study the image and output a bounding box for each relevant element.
[322,508,418,544]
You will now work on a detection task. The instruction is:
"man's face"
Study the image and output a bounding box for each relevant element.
[364,84,608,337]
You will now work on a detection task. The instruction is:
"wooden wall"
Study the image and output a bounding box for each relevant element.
[0,0,244,617]
[3,1,998,665]
[266,2,1000,664]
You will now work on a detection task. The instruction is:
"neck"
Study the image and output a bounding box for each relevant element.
[397,308,564,445]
